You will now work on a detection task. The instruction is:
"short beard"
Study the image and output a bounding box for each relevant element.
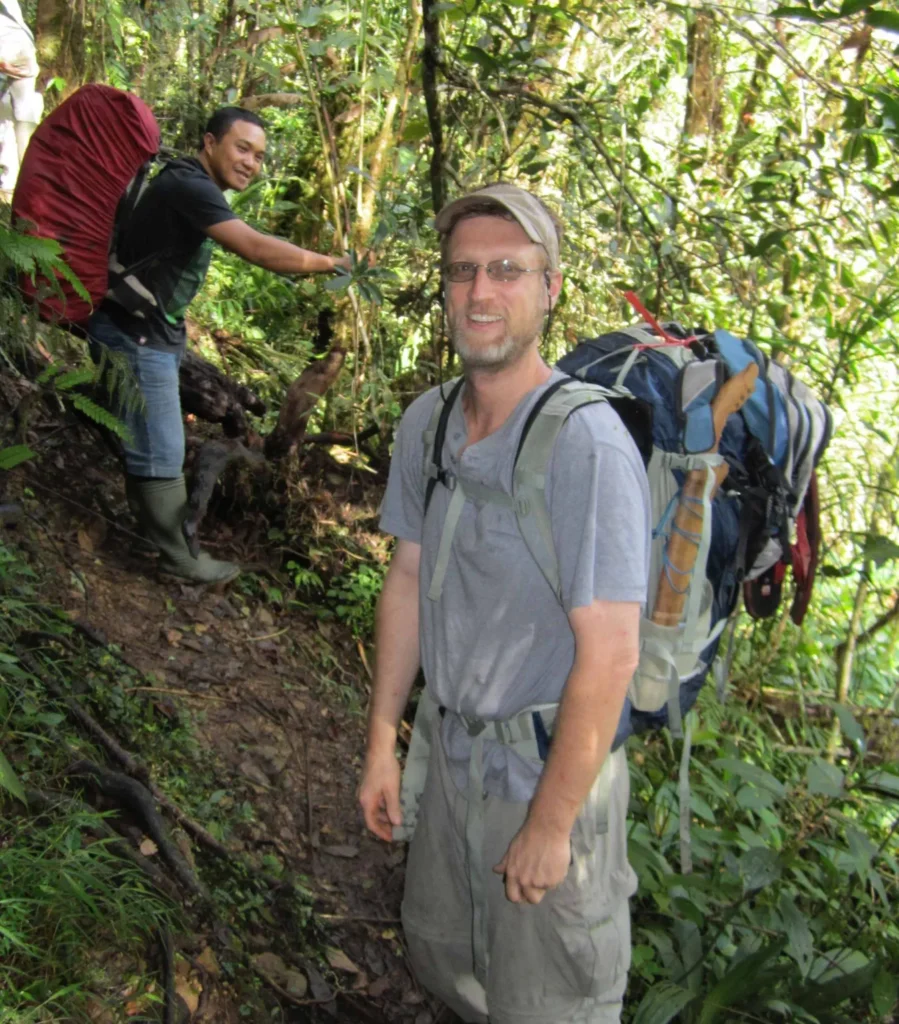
[450,313,546,371]
[452,330,525,370]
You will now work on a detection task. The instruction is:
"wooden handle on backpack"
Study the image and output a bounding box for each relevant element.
[651,363,759,628]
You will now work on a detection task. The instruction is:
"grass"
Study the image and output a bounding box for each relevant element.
[0,803,176,1022]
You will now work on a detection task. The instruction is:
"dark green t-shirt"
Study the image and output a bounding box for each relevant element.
[99,156,237,349]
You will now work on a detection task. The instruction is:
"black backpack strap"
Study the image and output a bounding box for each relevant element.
[424,376,465,515]
[514,376,572,466]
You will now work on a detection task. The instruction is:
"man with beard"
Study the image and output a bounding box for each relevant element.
[359,183,651,1022]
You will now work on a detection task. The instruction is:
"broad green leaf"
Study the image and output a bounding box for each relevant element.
[713,758,786,798]
[866,9,899,32]
[740,847,782,892]
[632,981,694,1024]
[779,893,814,977]
[810,948,869,985]
[697,940,787,1024]
[323,29,357,48]
[803,958,878,1011]
[840,0,877,14]
[323,275,351,292]
[862,769,899,798]
[872,969,897,1017]
[771,6,825,21]
[751,229,789,256]
[736,784,776,811]
[861,533,899,567]
[0,445,35,471]
[832,704,865,749]
[806,758,844,797]
[0,747,26,804]
[296,6,324,26]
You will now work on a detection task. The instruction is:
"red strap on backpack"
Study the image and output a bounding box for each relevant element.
[623,291,698,348]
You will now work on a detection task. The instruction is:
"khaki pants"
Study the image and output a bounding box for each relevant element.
[401,733,636,1024]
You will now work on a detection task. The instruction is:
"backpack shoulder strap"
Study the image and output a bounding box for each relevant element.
[513,379,611,601]
[422,377,464,515]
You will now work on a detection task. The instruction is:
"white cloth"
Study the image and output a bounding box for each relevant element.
[0,0,41,193]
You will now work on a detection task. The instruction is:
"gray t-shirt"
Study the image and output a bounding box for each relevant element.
[380,370,651,800]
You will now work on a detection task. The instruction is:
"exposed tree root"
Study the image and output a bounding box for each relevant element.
[67,758,208,900]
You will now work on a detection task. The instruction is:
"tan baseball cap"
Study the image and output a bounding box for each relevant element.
[434,183,561,270]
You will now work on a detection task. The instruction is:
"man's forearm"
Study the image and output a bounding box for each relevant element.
[252,233,337,274]
[526,603,640,837]
[526,660,631,836]
[366,566,421,760]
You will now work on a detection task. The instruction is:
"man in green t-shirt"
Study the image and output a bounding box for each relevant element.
[89,106,350,583]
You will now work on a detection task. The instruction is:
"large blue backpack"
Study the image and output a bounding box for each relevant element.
[424,321,832,748]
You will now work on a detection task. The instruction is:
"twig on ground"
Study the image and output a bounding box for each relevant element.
[355,639,372,683]
[319,914,401,924]
[127,686,241,704]
[246,626,290,642]
[254,965,340,1008]
[158,925,177,1024]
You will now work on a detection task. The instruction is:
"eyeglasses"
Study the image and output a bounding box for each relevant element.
[443,260,545,283]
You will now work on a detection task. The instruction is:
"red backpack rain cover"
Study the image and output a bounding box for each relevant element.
[11,84,160,328]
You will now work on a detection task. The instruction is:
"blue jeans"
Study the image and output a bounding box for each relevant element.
[87,310,185,477]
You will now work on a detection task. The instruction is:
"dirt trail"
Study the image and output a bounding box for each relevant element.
[12,431,445,1024]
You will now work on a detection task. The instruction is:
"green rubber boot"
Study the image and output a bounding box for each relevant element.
[128,476,240,584]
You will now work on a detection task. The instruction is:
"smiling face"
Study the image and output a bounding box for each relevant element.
[201,119,266,192]
[444,215,561,372]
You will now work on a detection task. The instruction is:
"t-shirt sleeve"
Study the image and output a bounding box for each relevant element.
[163,167,238,233]
[378,395,430,543]
[548,404,651,613]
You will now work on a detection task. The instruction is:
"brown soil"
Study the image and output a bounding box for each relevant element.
[3,402,453,1024]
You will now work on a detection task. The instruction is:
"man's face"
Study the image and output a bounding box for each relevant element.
[444,215,560,372]
[203,120,266,192]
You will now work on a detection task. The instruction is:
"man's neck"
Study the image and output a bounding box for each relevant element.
[462,344,552,446]
[197,152,223,191]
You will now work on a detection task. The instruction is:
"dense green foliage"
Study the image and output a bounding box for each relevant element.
[3,0,899,1020]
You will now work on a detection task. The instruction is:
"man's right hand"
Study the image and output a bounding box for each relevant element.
[358,750,402,842]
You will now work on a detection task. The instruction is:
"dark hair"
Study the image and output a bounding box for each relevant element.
[201,107,266,145]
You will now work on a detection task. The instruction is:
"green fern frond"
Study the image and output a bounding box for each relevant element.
[0,445,35,471]
[36,362,67,385]
[1,224,92,304]
[68,393,132,443]
[54,368,96,392]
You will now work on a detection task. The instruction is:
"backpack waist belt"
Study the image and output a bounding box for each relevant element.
[395,688,614,983]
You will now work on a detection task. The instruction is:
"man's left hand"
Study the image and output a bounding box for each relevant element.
[493,821,571,905]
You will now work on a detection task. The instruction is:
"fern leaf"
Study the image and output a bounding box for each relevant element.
[0,445,36,471]
[54,368,96,391]
[69,393,132,443]
[36,362,66,385]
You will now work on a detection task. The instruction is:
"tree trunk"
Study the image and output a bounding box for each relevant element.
[828,575,869,759]
[724,48,770,181]
[422,0,446,214]
[354,0,423,246]
[683,11,721,139]
[263,346,346,459]
[35,0,85,88]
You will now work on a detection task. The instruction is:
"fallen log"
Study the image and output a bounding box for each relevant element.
[179,350,266,438]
